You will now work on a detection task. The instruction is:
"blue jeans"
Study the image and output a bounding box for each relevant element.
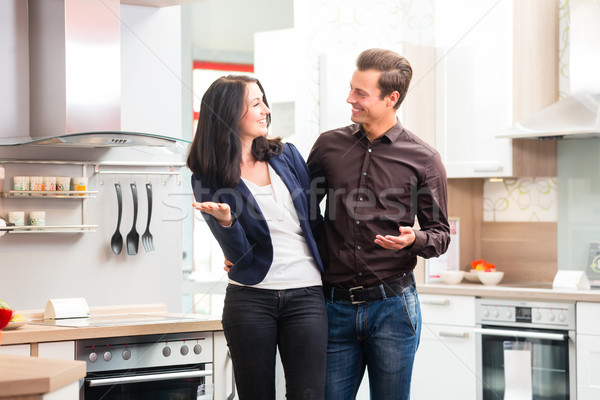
[221,284,328,400]
[324,283,421,400]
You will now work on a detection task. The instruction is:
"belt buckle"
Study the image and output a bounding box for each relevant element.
[348,286,365,304]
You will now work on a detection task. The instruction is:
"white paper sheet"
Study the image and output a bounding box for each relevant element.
[503,341,532,400]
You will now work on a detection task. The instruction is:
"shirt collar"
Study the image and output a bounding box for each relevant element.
[352,120,404,143]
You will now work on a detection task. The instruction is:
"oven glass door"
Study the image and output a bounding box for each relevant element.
[479,325,570,400]
[84,365,212,400]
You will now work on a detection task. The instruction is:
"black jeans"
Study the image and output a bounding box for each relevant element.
[221,284,328,400]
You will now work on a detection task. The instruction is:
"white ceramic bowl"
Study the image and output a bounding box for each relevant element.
[477,271,504,286]
[464,270,480,282]
[439,270,465,285]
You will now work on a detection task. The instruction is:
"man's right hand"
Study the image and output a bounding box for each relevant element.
[224,257,233,272]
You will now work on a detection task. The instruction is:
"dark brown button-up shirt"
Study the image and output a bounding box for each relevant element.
[307,121,450,289]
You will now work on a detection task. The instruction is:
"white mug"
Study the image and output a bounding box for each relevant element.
[29,211,46,226]
[8,211,25,226]
[30,176,44,191]
[43,176,56,191]
[72,177,88,193]
[57,176,71,191]
[13,176,30,191]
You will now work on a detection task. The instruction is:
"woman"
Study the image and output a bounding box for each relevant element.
[187,75,327,400]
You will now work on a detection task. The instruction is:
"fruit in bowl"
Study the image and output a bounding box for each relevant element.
[471,259,496,272]
[0,308,13,331]
[477,271,504,285]
[439,270,465,284]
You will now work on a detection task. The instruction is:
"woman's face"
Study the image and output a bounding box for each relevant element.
[238,82,270,141]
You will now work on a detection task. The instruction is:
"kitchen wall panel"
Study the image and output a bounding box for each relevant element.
[0,0,29,140]
[0,5,186,313]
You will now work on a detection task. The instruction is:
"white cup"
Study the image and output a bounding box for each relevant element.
[43,176,56,191]
[8,211,25,226]
[13,176,30,192]
[56,176,71,191]
[72,177,88,196]
[29,211,46,226]
[30,176,44,191]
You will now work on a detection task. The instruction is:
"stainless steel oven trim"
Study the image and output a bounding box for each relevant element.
[87,369,213,387]
[474,327,567,341]
[475,325,576,400]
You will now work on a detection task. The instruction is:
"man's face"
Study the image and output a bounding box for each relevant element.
[346,69,392,129]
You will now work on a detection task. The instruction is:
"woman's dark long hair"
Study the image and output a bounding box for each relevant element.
[187,75,283,188]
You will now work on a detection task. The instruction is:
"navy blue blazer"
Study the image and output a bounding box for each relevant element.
[191,143,323,285]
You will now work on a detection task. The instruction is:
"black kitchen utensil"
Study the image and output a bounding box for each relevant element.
[141,183,154,252]
[126,182,139,255]
[110,183,123,255]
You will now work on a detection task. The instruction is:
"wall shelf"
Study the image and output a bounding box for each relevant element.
[2,191,98,199]
[0,225,98,234]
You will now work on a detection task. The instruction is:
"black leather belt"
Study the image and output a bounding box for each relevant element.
[323,273,414,304]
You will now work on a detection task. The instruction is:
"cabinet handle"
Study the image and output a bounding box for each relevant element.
[472,165,503,173]
[438,331,469,339]
[421,299,449,306]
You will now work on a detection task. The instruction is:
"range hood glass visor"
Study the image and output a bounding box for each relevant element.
[497,93,600,139]
[0,132,191,153]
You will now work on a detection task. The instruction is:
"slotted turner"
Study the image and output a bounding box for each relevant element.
[126,182,139,255]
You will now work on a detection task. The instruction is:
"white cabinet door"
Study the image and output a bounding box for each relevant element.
[213,331,235,400]
[412,324,476,400]
[435,0,513,178]
[38,341,75,360]
[577,302,600,400]
[412,294,476,400]
[0,343,30,356]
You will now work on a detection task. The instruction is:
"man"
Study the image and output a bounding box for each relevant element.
[307,48,450,400]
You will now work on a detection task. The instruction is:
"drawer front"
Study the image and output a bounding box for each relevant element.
[577,302,600,335]
[419,294,475,326]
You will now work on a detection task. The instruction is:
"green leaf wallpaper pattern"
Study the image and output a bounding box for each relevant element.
[483,178,558,222]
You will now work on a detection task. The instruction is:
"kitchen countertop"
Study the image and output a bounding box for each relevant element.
[1,304,222,347]
[419,282,600,302]
[0,354,85,399]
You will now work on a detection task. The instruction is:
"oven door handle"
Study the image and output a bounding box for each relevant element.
[87,369,213,387]
[474,328,566,341]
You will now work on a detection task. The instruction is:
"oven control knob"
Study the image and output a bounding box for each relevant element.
[492,310,499,318]
[163,346,171,357]
[548,313,555,322]
[194,344,202,355]
[483,309,490,318]
[559,313,566,322]
[103,351,112,362]
[505,310,512,319]
[180,345,189,356]
[88,352,98,363]
[122,349,131,360]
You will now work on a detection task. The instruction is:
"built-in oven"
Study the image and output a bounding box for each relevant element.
[475,299,576,400]
[76,332,213,400]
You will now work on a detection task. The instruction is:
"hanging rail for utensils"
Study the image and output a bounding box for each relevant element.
[93,161,186,186]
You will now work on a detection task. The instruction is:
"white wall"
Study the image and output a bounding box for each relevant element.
[0,3,185,312]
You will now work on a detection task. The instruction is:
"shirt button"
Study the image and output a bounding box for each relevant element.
[368,149,372,153]
[358,272,363,276]
[355,221,360,225]
[362,172,367,176]
[359,197,363,201]
[357,245,361,250]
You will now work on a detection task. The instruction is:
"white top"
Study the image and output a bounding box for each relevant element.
[232,165,322,289]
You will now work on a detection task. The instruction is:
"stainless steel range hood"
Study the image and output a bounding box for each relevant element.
[498,0,600,140]
[8,0,187,149]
